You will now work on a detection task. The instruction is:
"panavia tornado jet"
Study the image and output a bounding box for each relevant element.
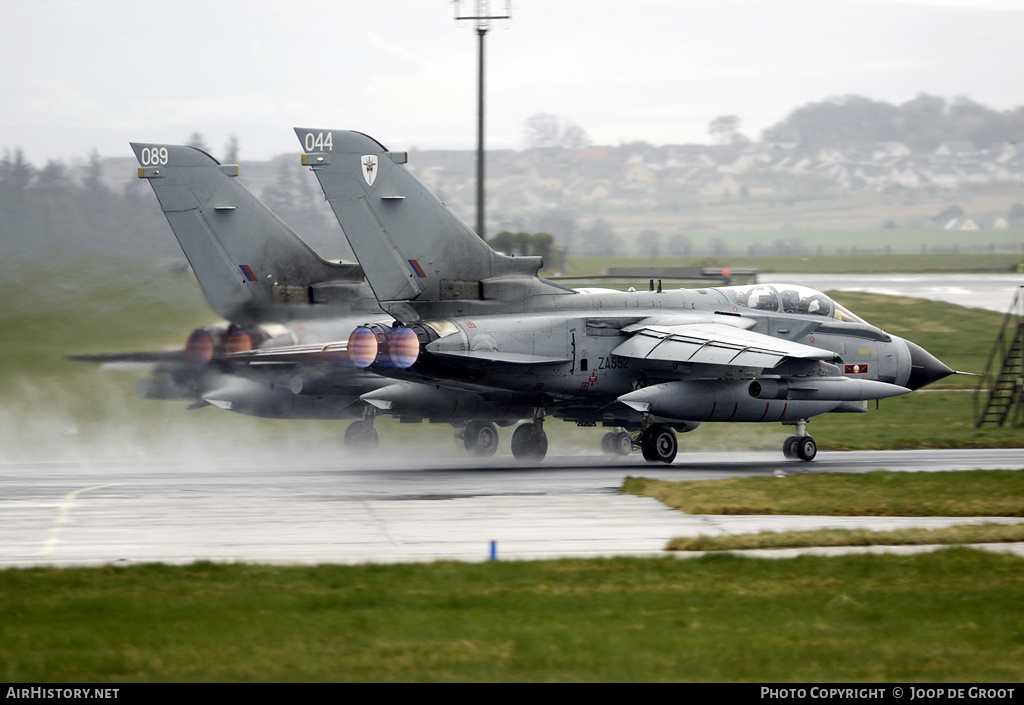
[259,127,952,463]
[74,143,532,454]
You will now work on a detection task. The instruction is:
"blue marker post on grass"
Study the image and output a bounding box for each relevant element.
[490,540,497,560]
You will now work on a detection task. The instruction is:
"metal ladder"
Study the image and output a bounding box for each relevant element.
[974,286,1024,427]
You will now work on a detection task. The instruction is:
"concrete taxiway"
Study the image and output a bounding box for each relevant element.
[2,449,1022,568]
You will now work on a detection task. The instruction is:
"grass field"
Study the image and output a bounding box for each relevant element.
[622,471,1024,551]
[622,471,1024,517]
[1,552,1022,682]
[666,524,1024,552]
[566,252,1024,276]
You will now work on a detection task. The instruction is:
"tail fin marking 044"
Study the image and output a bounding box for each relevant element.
[294,128,573,320]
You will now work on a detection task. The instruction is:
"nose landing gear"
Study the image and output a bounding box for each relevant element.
[601,429,633,456]
[782,419,816,461]
[344,415,379,452]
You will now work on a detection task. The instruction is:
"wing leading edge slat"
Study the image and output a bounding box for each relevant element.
[613,322,835,369]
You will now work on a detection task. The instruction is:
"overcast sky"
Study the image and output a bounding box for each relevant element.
[4,0,1024,164]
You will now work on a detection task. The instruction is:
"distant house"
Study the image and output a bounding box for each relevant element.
[717,152,763,174]
[573,147,608,162]
[623,162,657,189]
[994,143,1024,163]
[925,165,961,189]
[977,216,1009,230]
[700,174,742,197]
[873,142,912,159]
[958,163,991,184]
[943,218,979,230]
[935,141,979,158]
[888,161,925,189]
[815,147,846,164]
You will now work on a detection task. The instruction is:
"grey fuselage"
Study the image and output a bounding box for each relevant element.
[354,284,922,428]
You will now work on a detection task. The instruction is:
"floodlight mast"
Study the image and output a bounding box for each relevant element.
[454,1,511,240]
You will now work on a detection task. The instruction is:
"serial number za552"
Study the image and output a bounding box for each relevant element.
[597,356,629,370]
[303,132,333,152]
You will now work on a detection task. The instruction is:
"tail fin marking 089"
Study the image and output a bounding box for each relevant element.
[130,142,369,325]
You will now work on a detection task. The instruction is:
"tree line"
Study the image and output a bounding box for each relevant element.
[0,147,175,262]
[0,146,348,263]
[758,94,1024,151]
[523,95,1024,153]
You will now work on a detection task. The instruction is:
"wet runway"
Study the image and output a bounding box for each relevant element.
[3,449,1022,568]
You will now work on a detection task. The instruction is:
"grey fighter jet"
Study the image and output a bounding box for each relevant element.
[75,143,531,454]
[275,127,954,463]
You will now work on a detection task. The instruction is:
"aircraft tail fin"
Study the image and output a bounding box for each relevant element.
[293,129,572,320]
[131,142,374,324]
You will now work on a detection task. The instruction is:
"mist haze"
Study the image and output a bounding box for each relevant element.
[4,0,1024,164]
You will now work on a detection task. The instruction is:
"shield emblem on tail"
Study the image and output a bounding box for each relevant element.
[361,155,378,186]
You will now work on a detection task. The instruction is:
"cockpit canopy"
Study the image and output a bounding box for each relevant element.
[720,284,866,324]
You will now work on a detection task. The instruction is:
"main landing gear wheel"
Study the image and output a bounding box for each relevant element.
[601,431,633,456]
[601,432,616,454]
[783,419,816,462]
[640,424,677,464]
[511,423,548,462]
[463,421,499,457]
[614,431,632,455]
[795,435,817,462]
[783,435,816,461]
[344,419,379,452]
[782,436,800,459]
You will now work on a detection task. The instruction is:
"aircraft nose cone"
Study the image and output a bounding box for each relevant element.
[904,339,954,390]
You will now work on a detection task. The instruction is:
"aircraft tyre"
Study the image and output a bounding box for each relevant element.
[511,423,548,462]
[344,420,379,451]
[796,436,817,462]
[640,424,677,464]
[601,432,617,454]
[464,421,499,457]
[614,431,633,455]
[782,436,799,459]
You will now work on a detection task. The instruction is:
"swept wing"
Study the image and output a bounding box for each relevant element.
[613,320,837,369]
